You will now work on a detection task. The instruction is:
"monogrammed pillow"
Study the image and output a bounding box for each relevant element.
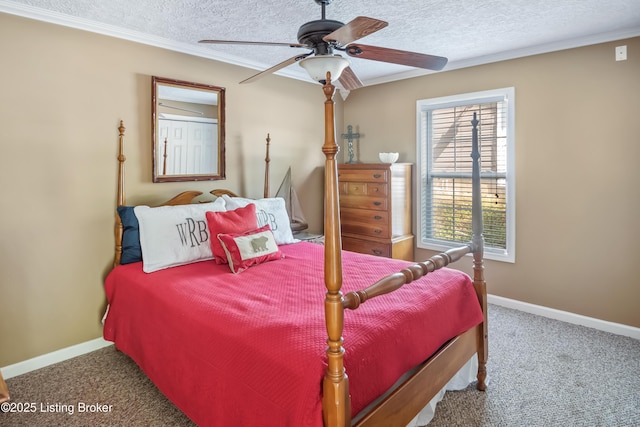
[221,195,299,245]
[134,198,226,273]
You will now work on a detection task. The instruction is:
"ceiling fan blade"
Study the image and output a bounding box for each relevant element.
[199,39,308,48]
[346,43,448,71]
[338,66,363,91]
[323,16,388,46]
[240,53,312,84]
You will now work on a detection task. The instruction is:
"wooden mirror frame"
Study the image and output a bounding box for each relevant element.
[152,76,226,182]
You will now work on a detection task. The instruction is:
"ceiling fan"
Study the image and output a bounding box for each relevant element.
[199,0,448,90]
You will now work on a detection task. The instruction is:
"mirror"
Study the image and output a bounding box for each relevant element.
[152,76,226,182]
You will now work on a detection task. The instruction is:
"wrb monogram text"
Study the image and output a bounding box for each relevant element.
[176,217,209,247]
[257,209,278,231]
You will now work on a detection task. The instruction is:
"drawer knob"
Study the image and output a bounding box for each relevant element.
[374,215,382,220]
[374,229,382,234]
[372,249,382,255]
[373,201,382,206]
[373,173,382,178]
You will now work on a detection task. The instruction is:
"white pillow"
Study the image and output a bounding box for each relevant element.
[221,195,299,245]
[134,198,226,273]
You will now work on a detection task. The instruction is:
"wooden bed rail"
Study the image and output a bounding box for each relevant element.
[343,244,472,310]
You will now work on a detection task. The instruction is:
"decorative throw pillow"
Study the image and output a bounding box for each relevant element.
[134,198,226,273]
[221,195,299,245]
[217,225,284,274]
[117,205,142,264]
[206,204,258,264]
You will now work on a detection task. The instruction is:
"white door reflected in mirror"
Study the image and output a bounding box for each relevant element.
[152,76,226,182]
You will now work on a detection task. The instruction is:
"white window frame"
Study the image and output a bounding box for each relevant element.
[416,87,516,263]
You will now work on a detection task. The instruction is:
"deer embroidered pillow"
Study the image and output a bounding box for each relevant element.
[221,195,299,245]
[217,225,284,274]
[134,198,226,273]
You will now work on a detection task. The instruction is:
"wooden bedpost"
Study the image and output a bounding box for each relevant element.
[321,73,350,427]
[0,370,9,403]
[114,120,126,267]
[264,133,271,198]
[470,112,488,391]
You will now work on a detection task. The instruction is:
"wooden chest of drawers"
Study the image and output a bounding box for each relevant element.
[337,163,414,261]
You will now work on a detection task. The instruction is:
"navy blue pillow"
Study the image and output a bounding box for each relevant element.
[117,206,142,264]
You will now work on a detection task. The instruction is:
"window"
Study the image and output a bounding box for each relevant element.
[416,88,515,262]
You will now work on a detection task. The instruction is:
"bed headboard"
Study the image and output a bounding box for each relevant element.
[113,123,268,266]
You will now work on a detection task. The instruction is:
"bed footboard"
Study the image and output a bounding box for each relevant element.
[343,245,471,310]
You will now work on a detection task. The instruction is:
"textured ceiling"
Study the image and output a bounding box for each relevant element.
[2,0,640,89]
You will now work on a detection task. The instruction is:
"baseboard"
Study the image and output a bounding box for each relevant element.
[1,338,113,380]
[488,294,640,340]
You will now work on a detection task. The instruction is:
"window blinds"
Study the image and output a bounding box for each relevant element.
[424,102,508,249]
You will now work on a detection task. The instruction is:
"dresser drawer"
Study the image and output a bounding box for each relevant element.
[342,236,391,258]
[338,169,388,183]
[339,195,388,211]
[339,182,388,197]
[341,222,390,239]
[366,183,387,197]
[341,208,390,238]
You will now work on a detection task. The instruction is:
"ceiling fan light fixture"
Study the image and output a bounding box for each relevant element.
[299,55,349,83]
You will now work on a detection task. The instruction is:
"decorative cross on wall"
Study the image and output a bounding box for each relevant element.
[341,125,361,164]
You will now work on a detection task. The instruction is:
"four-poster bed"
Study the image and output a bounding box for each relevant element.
[104,74,487,426]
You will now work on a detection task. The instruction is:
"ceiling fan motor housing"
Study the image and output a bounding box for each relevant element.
[297,19,344,55]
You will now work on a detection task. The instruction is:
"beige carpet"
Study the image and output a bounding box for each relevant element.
[3,304,640,426]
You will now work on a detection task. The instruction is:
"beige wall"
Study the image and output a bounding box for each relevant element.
[0,13,343,366]
[344,37,640,328]
[1,11,637,367]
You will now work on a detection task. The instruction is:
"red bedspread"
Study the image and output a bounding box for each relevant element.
[103,242,483,427]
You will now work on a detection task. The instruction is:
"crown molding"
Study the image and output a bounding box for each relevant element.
[0,0,314,84]
[365,26,640,87]
[2,1,639,89]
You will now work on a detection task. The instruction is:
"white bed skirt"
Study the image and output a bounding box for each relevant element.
[406,354,479,426]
